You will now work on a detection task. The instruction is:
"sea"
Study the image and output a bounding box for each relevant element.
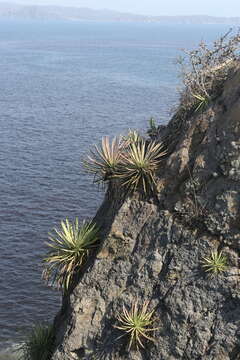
[0,19,232,357]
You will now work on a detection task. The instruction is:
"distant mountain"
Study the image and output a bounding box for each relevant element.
[0,2,239,24]
[0,3,144,21]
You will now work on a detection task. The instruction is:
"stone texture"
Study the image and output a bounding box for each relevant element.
[52,67,240,359]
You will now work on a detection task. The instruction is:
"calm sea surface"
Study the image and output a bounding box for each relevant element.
[0,19,231,353]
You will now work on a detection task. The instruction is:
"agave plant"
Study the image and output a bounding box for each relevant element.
[114,300,158,350]
[122,129,142,147]
[192,93,210,112]
[202,250,228,277]
[116,140,166,194]
[43,218,99,291]
[84,136,123,183]
[20,323,54,360]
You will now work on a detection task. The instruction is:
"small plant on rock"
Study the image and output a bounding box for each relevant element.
[202,250,228,277]
[122,129,142,147]
[192,93,210,112]
[116,140,166,195]
[43,218,99,291]
[20,323,54,360]
[84,136,122,184]
[147,117,158,137]
[114,300,158,350]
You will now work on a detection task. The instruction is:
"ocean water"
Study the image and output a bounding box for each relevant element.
[0,19,231,355]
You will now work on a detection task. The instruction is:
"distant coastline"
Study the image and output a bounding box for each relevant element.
[0,3,239,24]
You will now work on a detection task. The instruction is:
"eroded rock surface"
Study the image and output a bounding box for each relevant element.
[52,67,240,360]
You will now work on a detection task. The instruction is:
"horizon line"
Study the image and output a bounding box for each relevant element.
[0,2,240,19]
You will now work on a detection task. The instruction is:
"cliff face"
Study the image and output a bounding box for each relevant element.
[52,67,240,360]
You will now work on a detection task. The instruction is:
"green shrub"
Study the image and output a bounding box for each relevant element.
[116,140,166,195]
[43,218,99,291]
[114,300,157,350]
[20,323,54,360]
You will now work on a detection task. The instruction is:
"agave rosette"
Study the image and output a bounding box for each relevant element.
[122,129,142,148]
[84,136,123,183]
[114,300,158,350]
[202,250,228,276]
[43,218,99,291]
[116,140,167,194]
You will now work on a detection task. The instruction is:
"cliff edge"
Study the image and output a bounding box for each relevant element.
[51,65,240,360]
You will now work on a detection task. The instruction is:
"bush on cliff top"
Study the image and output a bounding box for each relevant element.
[177,29,240,113]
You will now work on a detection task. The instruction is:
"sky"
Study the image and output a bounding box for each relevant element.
[3,0,240,17]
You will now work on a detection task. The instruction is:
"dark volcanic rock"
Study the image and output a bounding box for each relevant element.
[52,67,240,360]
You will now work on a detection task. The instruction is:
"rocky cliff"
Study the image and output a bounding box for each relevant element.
[52,66,240,360]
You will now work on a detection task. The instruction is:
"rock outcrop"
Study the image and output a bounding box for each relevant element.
[52,66,240,360]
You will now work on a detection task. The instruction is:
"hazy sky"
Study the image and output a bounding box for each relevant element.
[4,0,240,17]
